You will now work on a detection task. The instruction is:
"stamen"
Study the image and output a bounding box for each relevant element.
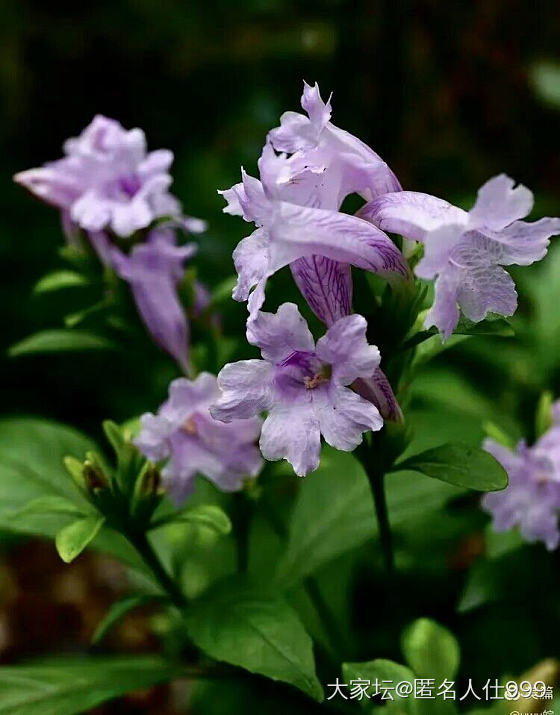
[182,417,197,434]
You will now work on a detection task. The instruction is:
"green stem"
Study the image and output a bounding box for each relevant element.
[368,468,394,575]
[129,529,187,609]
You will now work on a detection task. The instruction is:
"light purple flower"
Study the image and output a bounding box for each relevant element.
[111,228,196,370]
[210,303,383,476]
[14,115,200,238]
[220,84,409,323]
[268,81,402,203]
[362,175,560,339]
[135,373,263,503]
[482,424,560,550]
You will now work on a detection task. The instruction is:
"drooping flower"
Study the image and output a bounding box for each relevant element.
[220,83,409,324]
[361,175,560,339]
[14,115,200,238]
[110,228,197,370]
[210,303,383,476]
[134,373,263,503]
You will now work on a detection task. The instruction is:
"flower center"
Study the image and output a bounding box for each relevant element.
[303,365,331,389]
[118,174,142,198]
[303,373,324,389]
[182,417,198,435]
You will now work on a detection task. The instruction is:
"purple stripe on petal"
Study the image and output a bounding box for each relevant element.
[271,202,410,281]
[290,255,353,326]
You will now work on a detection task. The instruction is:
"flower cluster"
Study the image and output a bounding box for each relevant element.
[14,115,205,369]
[482,403,560,549]
[207,80,560,480]
[15,84,560,502]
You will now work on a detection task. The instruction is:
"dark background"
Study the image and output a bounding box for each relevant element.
[2,1,560,711]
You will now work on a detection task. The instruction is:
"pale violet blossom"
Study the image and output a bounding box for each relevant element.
[135,373,263,503]
[14,115,203,238]
[362,174,560,339]
[483,401,560,550]
[210,303,383,476]
[110,228,197,371]
[220,83,409,325]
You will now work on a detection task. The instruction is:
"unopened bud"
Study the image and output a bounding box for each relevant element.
[83,461,108,491]
[142,465,161,496]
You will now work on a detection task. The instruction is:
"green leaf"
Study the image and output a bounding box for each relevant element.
[401,618,460,681]
[275,447,461,587]
[535,390,554,437]
[152,504,232,535]
[342,659,418,713]
[393,442,508,492]
[55,515,105,563]
[184,577,323,701]
[0,655,180,715]
[8,329,116,356]
[454,315,514,336]
[208,275,237,308]
[92,594,162,644]
[33,270,90,294]
[0,418,146,572]
[10,495,88,519]
[530,60,560,109]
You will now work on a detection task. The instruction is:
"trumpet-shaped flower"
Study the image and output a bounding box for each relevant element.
[111,228,196,370]
[362,175,560,339]
[210,303,383,476]
[220,83,409,324]
[14,115,199,238]
[135,373,263,503]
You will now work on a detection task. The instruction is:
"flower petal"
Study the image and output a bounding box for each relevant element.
[457,264,517,323]
[246,303,315,363]
[360,191,468,241]
[232,228,270,303]
[493,217,560,266]
[112,238,195,369]
[211,360,274,422]
[219,169,270,225]
[270,201,410,281]
[290,256,353,326]
[260,400,321,476]
[315,314,380,385]
[469,174,533,231]
[352,368,403,423]
[424,268,461,340]
[314,383,383,451]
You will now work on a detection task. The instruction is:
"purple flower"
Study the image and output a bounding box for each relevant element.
[268,81,402,202]
[482,426,560,550]
[362,175,560,339]
[111,228,196,370]
[210,303,383,476]
[14,115,200,238]
[135,373,263,503]
[220,83,409,323]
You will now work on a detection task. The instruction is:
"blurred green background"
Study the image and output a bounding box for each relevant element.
[2,0,560,711]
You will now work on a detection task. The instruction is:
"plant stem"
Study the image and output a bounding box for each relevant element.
[368,468,394,575]
[129,529,187,609]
